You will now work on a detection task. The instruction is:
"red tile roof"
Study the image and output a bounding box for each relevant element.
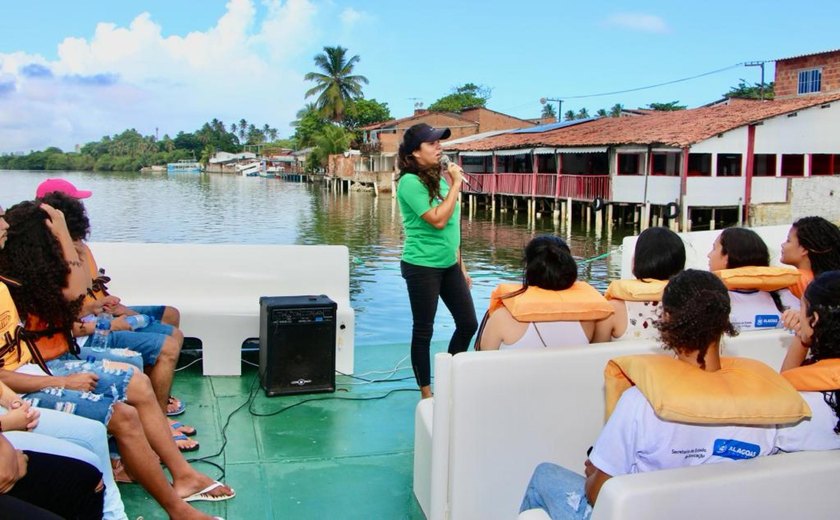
[445,93,840,151]
[776,49,840,62]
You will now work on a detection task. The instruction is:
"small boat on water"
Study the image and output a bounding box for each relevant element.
[236,161,262,177]
[166,159,202,173]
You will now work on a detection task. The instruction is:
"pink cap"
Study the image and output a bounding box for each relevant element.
[36,178,93,199]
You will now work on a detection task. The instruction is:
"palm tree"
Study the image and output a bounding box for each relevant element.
[304,46,369,122]
[577,108,590,119]
[609,103,624,118]
[238,119,248,141]
[563,110,576,121]
[596,108,608,118]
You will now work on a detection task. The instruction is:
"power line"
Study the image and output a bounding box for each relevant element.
[557,63,745,100]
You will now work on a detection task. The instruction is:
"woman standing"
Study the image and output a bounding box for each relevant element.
[396,123,477,399]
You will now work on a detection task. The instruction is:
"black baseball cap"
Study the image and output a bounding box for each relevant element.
[401,123,451,154]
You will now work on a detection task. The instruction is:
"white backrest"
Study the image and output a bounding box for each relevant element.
[440,330,792,520]
[89,242,351,310]
[620,225,791,278]
[592,450,840,520]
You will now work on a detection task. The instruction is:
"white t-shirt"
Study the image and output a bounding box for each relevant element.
[729,289,800,332]
[589,387,778,477]
[776,391,840,452]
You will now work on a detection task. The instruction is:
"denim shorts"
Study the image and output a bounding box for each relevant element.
[128,305,165,321]
[78,345,143,371]
[135,320,175,337]
[107,329,166,366]
[23,359,133,425]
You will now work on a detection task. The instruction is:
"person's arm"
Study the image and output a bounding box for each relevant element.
[0,369,97,394]
[476,311,506,351]
[584,459,612,505]
[40,204,87,300]
[420,164,463,229]
[590,316,614,344]
[0,381,38,432]
[781,336,809,371]
[0,434,26,494]
[458,250,472,289]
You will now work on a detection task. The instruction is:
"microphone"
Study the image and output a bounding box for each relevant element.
[440,155,472,189]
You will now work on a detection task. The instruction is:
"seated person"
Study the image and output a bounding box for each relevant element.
[604,227,684,341]
[0,201,234,518]
[778,270,840,451]
[38,188,194,445]
[476,235,613,350]
[780,216,840,298]
[708,227,800,331]
[519,270,809,519]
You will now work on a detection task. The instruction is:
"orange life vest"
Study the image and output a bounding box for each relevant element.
[488,282,613,322]
[714,266,801,292]
[604,279,667,302]
[604,354,811,425]
[82,242,111,305]
[782,359,840,391]
[789,268,814,299]
[24,315,76,362]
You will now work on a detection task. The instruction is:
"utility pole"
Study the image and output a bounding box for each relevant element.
[540,97,563,120]
[745,61,768,100]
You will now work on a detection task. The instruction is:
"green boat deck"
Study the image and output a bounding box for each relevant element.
[120,341,446,519]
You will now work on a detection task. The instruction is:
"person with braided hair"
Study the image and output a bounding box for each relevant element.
[476,235,613,350]
[520,270,809,519]
[777,271,840,452]
[781,216,840,298]
[396,123,477,399]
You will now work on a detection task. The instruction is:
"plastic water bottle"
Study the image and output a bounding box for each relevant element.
[124,314,150,331]
[88,313,112,352]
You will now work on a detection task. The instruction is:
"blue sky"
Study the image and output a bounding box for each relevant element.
[0,0,837,153]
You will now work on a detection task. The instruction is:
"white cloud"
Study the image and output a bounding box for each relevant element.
[603,13,669,34]
[340,7,366,29]
[0,0,321,153]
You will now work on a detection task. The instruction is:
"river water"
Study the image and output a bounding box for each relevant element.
[1,170,633,345]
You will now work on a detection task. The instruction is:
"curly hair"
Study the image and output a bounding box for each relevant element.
[655,269,738,368]
[397,143,443,203]
[632,227,685,280]
[802,271,840,433]
[38,192,90,242]
[0,201,82,342]
[792,217,840,276]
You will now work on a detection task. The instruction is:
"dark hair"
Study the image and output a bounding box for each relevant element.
[397,137,442,203]
[802,271,840,433]
[632,227,685,280]
[38,192,90,241]
[521,235,577,291]
[792,217,840,276]
[719,227,770,268]
[655,269,737,369]
[0,201,83,342]
[719,227,787,312]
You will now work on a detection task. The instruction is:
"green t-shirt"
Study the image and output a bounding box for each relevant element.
[396,174,460,267]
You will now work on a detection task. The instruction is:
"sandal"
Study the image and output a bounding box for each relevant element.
[184,481,236,502]
[111,458,134,484]
[172,432,199,452]
[166,395,186,416]
[169,419,197,437]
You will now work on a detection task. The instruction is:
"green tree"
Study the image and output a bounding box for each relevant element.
[293,104,330,149]
[428,83,491,112]
[595,108,608,118]
[609,103,624,117]
[577,108,590,119]
[309,124,352,169]
[304,46,369,122]
[724,79,775,100]
[563,110,576,121]
[541,103,557,119]
[343,98,391,129]
[647,101,686,111]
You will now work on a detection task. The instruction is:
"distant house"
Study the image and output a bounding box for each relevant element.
[775,48,840,99]
[356,107,538,174]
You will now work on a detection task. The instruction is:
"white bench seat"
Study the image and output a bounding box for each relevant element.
[89,242,355,376]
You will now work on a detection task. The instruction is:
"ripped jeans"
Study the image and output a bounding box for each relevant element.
[520,463,593,520]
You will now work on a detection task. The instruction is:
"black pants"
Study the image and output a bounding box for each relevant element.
[401,261,478,387]
[5,451,103,520]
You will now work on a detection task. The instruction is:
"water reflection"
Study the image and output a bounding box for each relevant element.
[2,170,634,345]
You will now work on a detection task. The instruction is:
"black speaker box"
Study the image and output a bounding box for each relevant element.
[259,295,337,396]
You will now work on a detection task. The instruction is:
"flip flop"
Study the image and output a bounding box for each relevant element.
[184,481,236,503]
[169,420,197,437]
[111,458,134,484]
[167,395,186,416]
[173,433,199,452]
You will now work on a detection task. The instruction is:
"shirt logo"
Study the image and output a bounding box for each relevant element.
[713,439,760,460]
[754,315,780,328]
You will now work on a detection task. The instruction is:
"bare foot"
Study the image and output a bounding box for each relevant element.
[173,472,235,502]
